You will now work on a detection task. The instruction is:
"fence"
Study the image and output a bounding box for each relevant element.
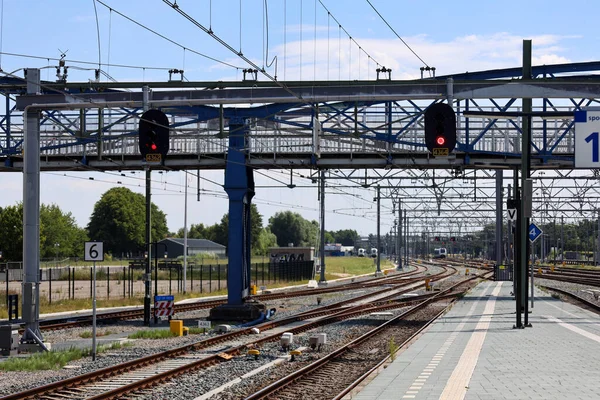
[0,261,315,312]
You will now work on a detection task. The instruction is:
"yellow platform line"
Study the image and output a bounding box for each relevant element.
[439,281,503,400]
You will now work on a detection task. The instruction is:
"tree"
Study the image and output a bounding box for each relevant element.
[175,223,208,239]
[40,204,88,259]
[332,229,359,246]
[268,211,319,247]
[324,231,335,244]
[0,203,24,261]
[87,187,168,256]
[254,227,278,255]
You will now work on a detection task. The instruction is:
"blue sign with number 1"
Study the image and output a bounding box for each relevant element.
[528,223,543,243]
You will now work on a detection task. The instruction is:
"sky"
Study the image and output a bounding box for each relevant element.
[0,0,596,237]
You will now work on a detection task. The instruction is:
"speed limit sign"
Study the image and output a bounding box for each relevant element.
[84,242,104,261]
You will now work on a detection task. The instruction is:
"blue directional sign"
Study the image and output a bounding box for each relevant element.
[528,223,543,243]
[154,295,174,302]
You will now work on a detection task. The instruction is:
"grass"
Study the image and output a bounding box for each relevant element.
[0,341,130,371]
[325,256,394,276]
[127,329,178,339]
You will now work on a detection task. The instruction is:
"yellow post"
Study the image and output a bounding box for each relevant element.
[170,320,184,336]
[465,268,469,276]
[250,285,257,295]
[425,278,431,291]
[537,268,542,275]
[551,265,555,272]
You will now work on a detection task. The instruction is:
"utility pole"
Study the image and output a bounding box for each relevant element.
[375,185,382,276]
[397,200,402,270]
[561,215,564,263]
[143,86,152,326]
[495,170,503,265]
[520,39,532,328]
[319,170,327,284]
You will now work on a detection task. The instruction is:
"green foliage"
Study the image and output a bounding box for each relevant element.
[174,204,272,254]
[127,329,178,339]
[40,204,88,259]
[0,202,88,261]
[87,187,168,256]
[0,203,24,261]
[324,231,335,244]
[254,227,278,255]
[268,211,318,248]
[328,229,359,246]
[0,347,88,371]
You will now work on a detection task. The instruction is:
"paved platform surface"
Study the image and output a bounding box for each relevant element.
[353,280,600,400]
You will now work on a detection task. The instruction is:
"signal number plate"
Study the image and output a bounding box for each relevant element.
[146,154,162,163]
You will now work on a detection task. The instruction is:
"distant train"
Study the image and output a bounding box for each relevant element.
[433,248,447,259]
[370,248,378,258]
[357,248,366,257]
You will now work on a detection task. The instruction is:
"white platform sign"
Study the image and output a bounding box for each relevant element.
[507,208,517,221]
[84,241,104,261]
[575,110,600,168]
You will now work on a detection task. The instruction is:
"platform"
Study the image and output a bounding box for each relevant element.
[352,280,600,400]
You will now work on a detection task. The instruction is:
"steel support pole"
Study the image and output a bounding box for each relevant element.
[404,211,409,266]
[376,185,381,275]
[183,171,188,292]
[507,185,512,268]
[561,215,564,262]
[496,170,503,265]
[319,169,326,283]
[520,40,532,327]
[397,201,402,269]
[143,86,152,326]
[22,68,42,346]
[514,168,522,328]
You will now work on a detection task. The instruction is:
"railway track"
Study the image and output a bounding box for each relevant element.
[27,264,429,333]
[242,273,488,400]
[539,285,600,314]
[2,265,455,400]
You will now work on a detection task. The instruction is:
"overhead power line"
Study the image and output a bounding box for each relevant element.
[365,0,430,68]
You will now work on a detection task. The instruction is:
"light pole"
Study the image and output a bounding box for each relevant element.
[54,243,60,268]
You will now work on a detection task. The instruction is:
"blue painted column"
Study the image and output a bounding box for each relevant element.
[224,119,254,305]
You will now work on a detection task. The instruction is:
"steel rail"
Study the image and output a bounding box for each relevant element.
[1,266,443,400]
[243,272,489,400]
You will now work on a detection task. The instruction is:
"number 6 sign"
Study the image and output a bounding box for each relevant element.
[84,242,104,261]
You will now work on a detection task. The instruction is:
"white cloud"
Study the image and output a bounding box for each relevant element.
[267,32,573,81]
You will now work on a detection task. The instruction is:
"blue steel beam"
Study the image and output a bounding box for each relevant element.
[224,119,253,305]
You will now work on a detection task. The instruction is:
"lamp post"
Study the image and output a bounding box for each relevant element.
[54,243,60,268]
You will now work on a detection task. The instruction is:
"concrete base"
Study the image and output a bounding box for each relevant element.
[318,280,328,286]
[208,302,266,322]
[19,342,52,353]
[374,271,384,277]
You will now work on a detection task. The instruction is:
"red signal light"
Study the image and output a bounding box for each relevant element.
[151,143,157,151]
[436,136,446,146]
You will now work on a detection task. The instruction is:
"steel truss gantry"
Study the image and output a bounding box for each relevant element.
[3,61,600,172]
